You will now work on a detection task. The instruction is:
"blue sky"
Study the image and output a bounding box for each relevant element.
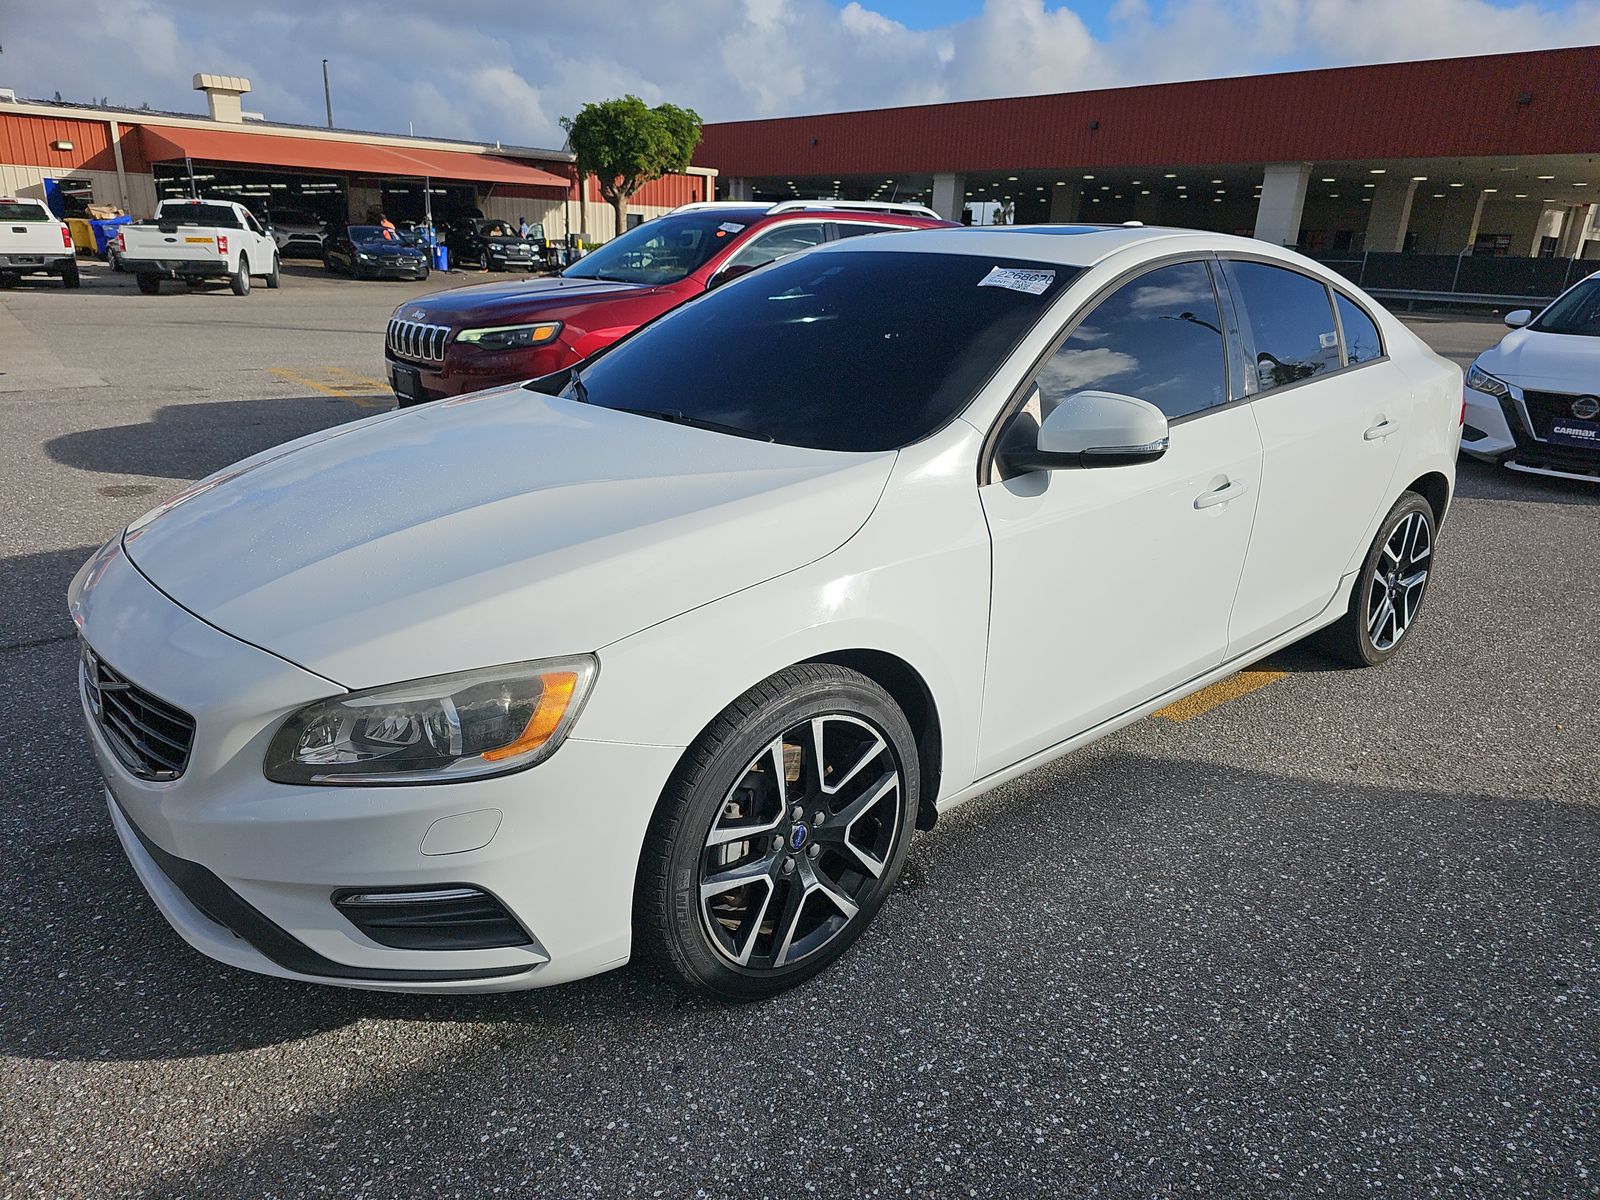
[1,1,1595,147]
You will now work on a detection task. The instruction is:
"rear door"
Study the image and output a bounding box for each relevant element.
[977,258,1263,773]
[1219,259,1409,653]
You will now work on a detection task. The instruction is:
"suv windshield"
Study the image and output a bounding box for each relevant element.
[560,249,1076,451]
[1532,276,1600,337]
[0,201,49,221]
[563,212,752,285]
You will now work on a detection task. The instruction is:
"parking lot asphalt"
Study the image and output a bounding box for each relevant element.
[2,262,1596,1199]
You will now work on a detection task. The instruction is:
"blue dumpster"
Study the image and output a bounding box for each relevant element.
[433,243,449,272]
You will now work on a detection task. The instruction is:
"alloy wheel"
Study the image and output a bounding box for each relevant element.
[698,714,902,970]
[1367,509,1432,652]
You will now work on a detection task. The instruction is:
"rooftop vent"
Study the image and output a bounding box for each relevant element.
[0,88,17,104]
[193,73,252,123]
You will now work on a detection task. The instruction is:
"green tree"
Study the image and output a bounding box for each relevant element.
[561,96,702,240]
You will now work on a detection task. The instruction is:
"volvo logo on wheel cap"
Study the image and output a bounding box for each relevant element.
[1571,396,1600,421]
[790,823,809,851]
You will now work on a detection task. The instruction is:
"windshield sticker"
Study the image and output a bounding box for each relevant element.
[717,222,745,234]
[978,266,1055,295]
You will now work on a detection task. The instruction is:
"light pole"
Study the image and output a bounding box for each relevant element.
[321,59,333,128]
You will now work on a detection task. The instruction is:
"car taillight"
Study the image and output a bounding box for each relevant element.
[61,225,72,249]
[216,233,229,255]
[116,232,125,252]
[1459,398,1466,425]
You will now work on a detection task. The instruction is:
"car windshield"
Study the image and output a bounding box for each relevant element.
[349,225,397,244]
[562,212,750,285]
[0,201,49,221]
[1532,276,1600,337]
[558,249,1077,451]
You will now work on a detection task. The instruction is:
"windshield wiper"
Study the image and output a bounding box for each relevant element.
[566,366,589,404]
[612,407,774,442]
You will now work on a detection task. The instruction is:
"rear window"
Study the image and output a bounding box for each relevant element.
[565,250,1076,452]
[158,203,243,228]
[0,201,50,222]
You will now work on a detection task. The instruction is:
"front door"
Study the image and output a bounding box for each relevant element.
[977,259,1263,776]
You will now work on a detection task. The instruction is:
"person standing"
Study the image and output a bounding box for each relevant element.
[518,215,530,239]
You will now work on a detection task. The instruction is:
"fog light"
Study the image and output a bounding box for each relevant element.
[332,885,532,950]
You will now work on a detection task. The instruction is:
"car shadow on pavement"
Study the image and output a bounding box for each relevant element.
[42,395,386,482]
[12,748,1589,1196]
[1453,456,1600,507]
[0,545,103,651]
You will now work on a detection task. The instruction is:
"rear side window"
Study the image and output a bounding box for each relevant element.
[723,221,829,273]
[1336,294,1384,363]
[0,201,50,221]
[1037,260,1228,421]
[1224,261,1341,391]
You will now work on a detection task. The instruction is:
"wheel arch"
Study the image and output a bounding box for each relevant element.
[1405,470,1451,525]
[800,649,943,830]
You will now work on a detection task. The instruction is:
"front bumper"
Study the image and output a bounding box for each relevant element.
[385,341,573,403]
[71,540,682,992]
[1463,381,1600,481]
[355,258,428,279]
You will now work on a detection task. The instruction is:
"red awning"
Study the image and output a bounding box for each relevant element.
[138,126,569,189]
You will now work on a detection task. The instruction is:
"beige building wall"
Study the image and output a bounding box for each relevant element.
[0,164,157,216]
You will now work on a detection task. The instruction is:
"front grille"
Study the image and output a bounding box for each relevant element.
[81,643,196,781]
[386,317,451,363]
[1498,394,1600,475]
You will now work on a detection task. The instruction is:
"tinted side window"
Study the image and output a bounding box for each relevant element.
[833,222,911,239]
[1037,260,1227,421]
[724,221,828,272]
[1225,261,1340,390]
[1335,294,1383,363]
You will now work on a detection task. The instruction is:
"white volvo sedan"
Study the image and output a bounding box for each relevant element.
[70,226,1462,1000]
[1461,270,1600,482]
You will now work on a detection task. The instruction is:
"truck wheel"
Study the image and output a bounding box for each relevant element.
[136,274,160,295]
[0,272,17,289]
[230,255,251,296]
[265,254,281,289]
[61,260,81,289]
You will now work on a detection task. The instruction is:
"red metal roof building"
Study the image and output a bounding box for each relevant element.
[696,47,1600,258]
[0,74,713,243]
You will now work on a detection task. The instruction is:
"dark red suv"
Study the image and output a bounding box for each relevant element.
[384,201,950,405]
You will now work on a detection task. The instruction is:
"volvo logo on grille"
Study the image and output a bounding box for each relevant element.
[1571,396,1600,421]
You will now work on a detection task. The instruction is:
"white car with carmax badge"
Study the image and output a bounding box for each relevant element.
[71,225,1461,1001]
[1462,271,1600,481]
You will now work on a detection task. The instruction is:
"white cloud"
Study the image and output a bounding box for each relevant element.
[1,0,1596,148]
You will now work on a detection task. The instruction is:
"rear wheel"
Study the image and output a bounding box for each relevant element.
[135,273,160,295]
[1318,491,1436,667]
[265,253,281,289]
[61,260,81,289]
[637,664,918,1000]
[230,254,251,295]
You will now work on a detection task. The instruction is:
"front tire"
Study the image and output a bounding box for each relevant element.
[265,254,281,289]
[230,255,251,295]
[1318,491,1436,667]
[637,664,918,1001]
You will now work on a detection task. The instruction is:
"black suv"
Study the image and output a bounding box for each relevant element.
[442,217,543,272]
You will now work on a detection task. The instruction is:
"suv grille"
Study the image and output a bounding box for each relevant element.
[81,643,196,781]
[387,317,451,363]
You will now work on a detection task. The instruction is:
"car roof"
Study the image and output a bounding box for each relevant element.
[660,204,946,228]
[813,223,1291,268]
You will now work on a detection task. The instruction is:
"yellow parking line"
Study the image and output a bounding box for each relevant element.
[268,366,388,409]
[1154,669,1287,722]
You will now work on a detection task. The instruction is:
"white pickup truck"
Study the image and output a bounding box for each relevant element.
[0,196,79,289]
[119,197,280,295]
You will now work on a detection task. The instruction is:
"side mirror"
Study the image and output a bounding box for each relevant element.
[1003,391,1170,473]
[709,261,760,289]
[1503,308,1533,329]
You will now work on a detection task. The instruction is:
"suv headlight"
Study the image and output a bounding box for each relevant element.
[264,656,596,785]
[1466,363,1512,399]
[455,321,562,351]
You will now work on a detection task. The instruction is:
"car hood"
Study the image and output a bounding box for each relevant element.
[1480,327,1600,387]
[121,388,894,689]
[399,276,648,324]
